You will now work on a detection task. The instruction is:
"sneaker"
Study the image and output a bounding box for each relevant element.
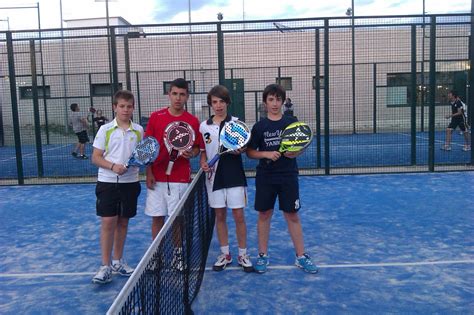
[295,253,319,274]
[440,145,451,151]
[112,259,134,277]
[462,145,471,152]
[92,265,112,284]
[212,253,232,271]
[78,154,89,159]
[71,152,78,157]
[254,253,269,274]
[171,249,185,271]
[238,254,254,273]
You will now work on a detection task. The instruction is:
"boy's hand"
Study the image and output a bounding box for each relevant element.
[113,164,128,175]
[266,151,281,161]
[200,161,210,172]
[283,151,301,159]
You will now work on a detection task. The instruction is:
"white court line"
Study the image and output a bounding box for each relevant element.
[1,259,473,277]
[211,259,474,271]
[0,144,71,162]
[398,132,464,147]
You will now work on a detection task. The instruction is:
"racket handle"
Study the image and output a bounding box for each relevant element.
[208,154,219,168]
[165,161,174,175]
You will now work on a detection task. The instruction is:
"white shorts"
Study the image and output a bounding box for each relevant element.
[144,182,189,217]
[207,185,247,209]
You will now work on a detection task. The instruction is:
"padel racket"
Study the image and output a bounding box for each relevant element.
[126,136,159,168]
[208,120,251,168]
[164,121,195,175]
[278,122,313,152]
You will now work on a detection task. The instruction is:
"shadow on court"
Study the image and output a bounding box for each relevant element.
[0,172,473,313]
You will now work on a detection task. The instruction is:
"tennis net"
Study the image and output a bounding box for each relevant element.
[107,169,214,314]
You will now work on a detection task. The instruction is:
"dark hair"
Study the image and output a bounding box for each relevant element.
[70,103,78,111]
[449,90,458,98]
[169,78,189,93]
[113,90,135,106]
[207,85,231,106]
[263,84,286,103]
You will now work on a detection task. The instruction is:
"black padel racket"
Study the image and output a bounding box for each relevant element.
[164,121,195,175]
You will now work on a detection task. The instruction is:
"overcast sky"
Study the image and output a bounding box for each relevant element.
[0,0,471,31]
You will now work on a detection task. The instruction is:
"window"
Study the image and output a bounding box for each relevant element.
[19,86,51,99]
[386,71,464,107]
[91,83,123,97]
[163,80,195,95]
[276,77,292,91]
[312,76,325,89]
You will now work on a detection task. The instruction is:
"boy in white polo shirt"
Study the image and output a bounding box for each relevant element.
[199,85,253,272]
[91,90,144,284]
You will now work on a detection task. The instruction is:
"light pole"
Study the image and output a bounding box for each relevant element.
[346,0,356,134]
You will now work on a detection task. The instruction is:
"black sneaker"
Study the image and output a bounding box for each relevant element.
[71,152,78,157]
[79,154,88,160]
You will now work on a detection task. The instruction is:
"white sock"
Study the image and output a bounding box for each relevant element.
[220,245,230,255]
[238,248,247,257]
[112,259,120,266]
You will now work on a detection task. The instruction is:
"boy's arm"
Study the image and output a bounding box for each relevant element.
[246,147,281,162]
[200,150,210,172]
[91,147,127,175]
[145,165,156,189]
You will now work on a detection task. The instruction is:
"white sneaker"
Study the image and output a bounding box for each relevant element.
[463,145,471,152]
[112,259,134,277]
[238,254,254,273]
[440,145,451,151]
[212,253,232,271]
[92,265,112,284]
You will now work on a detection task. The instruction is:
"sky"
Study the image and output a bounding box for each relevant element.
[0,0,471,31]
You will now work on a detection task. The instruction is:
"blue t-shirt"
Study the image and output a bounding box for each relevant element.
[247,115,298,177]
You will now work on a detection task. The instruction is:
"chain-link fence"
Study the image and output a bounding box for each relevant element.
[1,14,473,184]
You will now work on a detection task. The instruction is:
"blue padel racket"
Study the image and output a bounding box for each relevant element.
[208,120,251,167]
[164,121,195,175]
[126,136,159,168]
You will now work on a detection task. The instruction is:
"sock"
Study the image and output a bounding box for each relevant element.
[112,259,120,266]
[238,248,247,257]
[220,245,230,255]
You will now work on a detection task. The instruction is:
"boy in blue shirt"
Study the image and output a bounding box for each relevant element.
[246,84,318,274]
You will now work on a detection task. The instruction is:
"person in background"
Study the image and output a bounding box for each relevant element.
[69,103,90,159]
[283,98,294,117]
[93,109,109,130]
[441,90,471,152]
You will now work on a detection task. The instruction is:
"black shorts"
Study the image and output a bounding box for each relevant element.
[96,181,141,217]
[448,118,467,132]
[76,130,90,144]
[254,175,300,213]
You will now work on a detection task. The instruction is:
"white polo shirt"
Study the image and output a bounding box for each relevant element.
[93,119,144,183]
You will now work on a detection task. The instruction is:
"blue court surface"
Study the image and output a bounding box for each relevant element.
[0,131,472,179]
[0,172,473,314]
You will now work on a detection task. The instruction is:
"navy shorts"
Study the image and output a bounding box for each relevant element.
[448,118,467,132]
[76,130,90,144]
[95,181,141,218]
[254,174,300,213]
